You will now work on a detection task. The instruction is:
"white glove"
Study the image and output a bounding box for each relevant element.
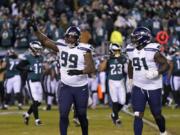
[145,70,159,79]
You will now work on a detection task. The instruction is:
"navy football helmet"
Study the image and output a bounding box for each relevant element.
[65,26,81,47]
[29,41,43,56]
[131,27,152,47]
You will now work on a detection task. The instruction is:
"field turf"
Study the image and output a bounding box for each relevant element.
[0,105,179,135]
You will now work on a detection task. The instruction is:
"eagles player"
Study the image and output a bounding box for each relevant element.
[4,49,23,110]
[43,53,58,111]
[99,43,127,126]
[29,17,95,135]
[168,47,180,108]
[17,41,44,126]
[126,27,169,135]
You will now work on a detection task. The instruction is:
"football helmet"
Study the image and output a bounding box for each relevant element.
[64,26,81,48]
[7,48,17,58]
[29,41,43,56]
[131,27,152,47]
[109,43,121,56]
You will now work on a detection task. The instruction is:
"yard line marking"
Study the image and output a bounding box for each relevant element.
[0,111,23,115]
[122,109,173,135]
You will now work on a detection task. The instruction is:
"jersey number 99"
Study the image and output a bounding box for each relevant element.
[61,51,78,68]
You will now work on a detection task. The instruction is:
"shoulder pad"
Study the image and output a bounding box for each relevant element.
[145,43,160,52]
[56,39,67,47]
[78,43,94,52]
[126,44,134,52]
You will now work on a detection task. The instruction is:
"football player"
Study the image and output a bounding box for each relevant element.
[99,43,127,126]
[126,27,169,135]
[0,55,6,109]
[168,46,180,108]
[17,41,44,126]
[88,67,99,109]
[29,17,95,135]
[42,54,57,111]
[4,49,23,110]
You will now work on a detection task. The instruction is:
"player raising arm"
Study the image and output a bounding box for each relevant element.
[29,17,95,135]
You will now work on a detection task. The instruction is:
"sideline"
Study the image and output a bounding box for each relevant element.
[122,109,173,135]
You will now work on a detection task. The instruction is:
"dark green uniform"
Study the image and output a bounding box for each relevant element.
[172,55,180,76]
[25,54,44,81]
[5,57,20,79]
[52,60,61,81]
[107,55,127,80]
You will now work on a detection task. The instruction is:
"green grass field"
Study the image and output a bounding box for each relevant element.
[0,105,180,135]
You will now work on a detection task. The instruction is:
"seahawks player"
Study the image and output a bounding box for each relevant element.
[4,49,23,110]
[29,17,95,135]
[126,27,169,135]
[17,41,44,126]
[99,43,127,126]
[168,47,180,108]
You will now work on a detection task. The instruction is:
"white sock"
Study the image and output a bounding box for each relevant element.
[160,131,167,135]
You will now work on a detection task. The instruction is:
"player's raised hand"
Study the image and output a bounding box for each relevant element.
[28,16,38,31]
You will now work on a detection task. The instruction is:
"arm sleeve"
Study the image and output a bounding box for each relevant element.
[16,60,30,71]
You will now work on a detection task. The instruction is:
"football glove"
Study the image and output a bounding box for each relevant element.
[28,16,38,31]
[145,70,159,79]
[67,70,83,75]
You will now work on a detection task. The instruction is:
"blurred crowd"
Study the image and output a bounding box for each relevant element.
[0,0,179,54]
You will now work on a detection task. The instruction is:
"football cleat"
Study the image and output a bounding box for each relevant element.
[73,118,80,127]
[43,105,51,111]
[172,104,180,109]
[18,104,23,110]
[3,104,8,110]
[160,131,167,135]
[1,106,8,110]
[115,119,122,126]
[111,113,121,127]
[23,113,29,125]
[35,119,43,126]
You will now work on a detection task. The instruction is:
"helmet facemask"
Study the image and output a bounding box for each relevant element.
[65,33,79,48]
[109,43,121,57]
[64,26,81,48]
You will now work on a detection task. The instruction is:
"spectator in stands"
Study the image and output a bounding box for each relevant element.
[14,20,29,48]
[110,25,123,47]
[0,22,13,48]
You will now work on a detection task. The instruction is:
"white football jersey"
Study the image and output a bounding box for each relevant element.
[56,39,93,87]
[126,43,162,90]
